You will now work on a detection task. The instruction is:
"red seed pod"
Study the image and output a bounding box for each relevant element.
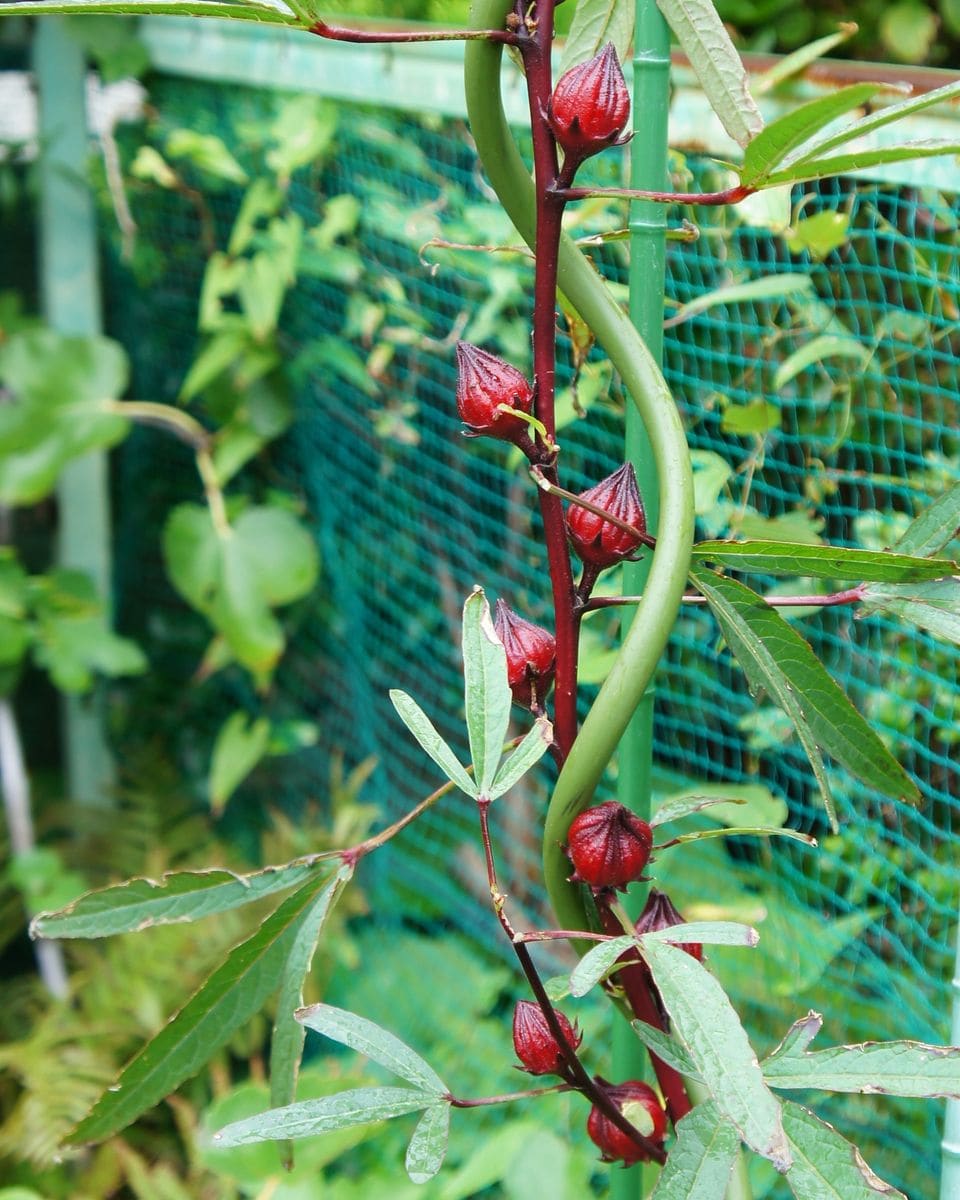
[493,600,556,710]
[566,801,653,892]
[634,889,703,962]
[512,999,581,1077]
[586,1080,667,1165]
[455,342,534,442]
[566,463,646,569]
[548,44,631,161]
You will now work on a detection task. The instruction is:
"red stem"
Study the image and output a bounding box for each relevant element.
[477,799,667,1165]
[520,3,579,762]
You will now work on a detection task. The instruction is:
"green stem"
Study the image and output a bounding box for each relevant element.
[464,2,695,942]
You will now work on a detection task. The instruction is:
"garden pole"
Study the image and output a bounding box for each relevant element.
[940,919,960,1197]
[35,20,115,806]
[614,2,671,1196]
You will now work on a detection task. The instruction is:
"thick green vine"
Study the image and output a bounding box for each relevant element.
[464,1,696,935]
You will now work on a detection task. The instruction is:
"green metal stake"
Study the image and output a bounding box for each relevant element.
[613,3,671,1198]
[35,20,115,806]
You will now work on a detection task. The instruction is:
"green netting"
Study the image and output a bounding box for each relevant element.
[99,75,959,1196]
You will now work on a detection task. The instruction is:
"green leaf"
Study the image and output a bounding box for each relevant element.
[721,400,781,436]
[640,940,790,1170]
[162,504,318,674]
[766,1035,960,1098]
[30,861,326,939]
[741,85,886,187]
[389,690,478,798]
[655,0,763,149]
[558,0,634,72]
[764,140,960,190]
[405,1102,451,1184]
[67,873,334,1145]
[0,0,297,17]
[649,1101,741,1199]
[664,825,816,847]
[774,335,871,390]
[570,935,635,997]
[691,540,953,582]
[881,2,938,63]
[894,482,960,556]
[32,611,146,693]
[860,578,960,647]
[209,711,271,812]
[238,252,287,341]
[751,25,857,95]
[166,129,248,184]
[641,922,760,947]
[212,1086,435,1147]
[270,866,354,1168]
[668,274,814,327]
[0,330,129,505]
[296,1003,447,1094]
[784,79,960,165]
[654,783,787,829]
[690,565,921,824]
[781,1102,905,1198]
[631,1021,702,1079]
[691,449,733,516]
[785,211,851,259]
[488,715,552,800]
[461,589,510,796]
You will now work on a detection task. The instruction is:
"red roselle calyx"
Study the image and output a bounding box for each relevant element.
[566,801,653,892]
[586,1079,667,1165]
[512,999,581,1077]
[455,342,534,443]
[548,44,631,167]
[493,600,556,711]
[566,462,646,570]
[634,889,703,961]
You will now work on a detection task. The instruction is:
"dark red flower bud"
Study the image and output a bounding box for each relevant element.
[566,462,646,569]
[566,802,652,892]
[634,889,703,962]
[494,600,556,711]
[512,999,581,1076]
[586,1080,667,1165]
[455,342,534,442]
[548,44,631,161]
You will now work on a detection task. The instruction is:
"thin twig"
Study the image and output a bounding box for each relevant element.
[309,18,518,44]
[554,184,754,207]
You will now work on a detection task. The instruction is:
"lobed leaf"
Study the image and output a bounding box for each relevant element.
[488,715,552,799]
[0,0,297,18]
[460,589,511,796]
[640,940,790,1170]
[782,1102,905,1198]
[209,711,271,813]
[741,84,886,187]
[405,1102,452,1184]
[691,540,954,582]
[67,873,334,1144]
[860,578,960,648]
[690,566,920,826]
[212,1087,435,1147]
[270,866,354,1168]
[389,690,477,798]
[31,861,327,939]
[649,1101,741,1199]
[569,936,636,997]
[765,1035,960,1098]
[893,481,960,557]
[631,1021,703,1079]
[655,0,763,149]
[296,1003,447,1095]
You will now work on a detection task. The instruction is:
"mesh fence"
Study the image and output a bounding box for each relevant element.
[98,73,960,1197]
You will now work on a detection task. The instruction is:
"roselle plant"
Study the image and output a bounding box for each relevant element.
[7,0,960,1195]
